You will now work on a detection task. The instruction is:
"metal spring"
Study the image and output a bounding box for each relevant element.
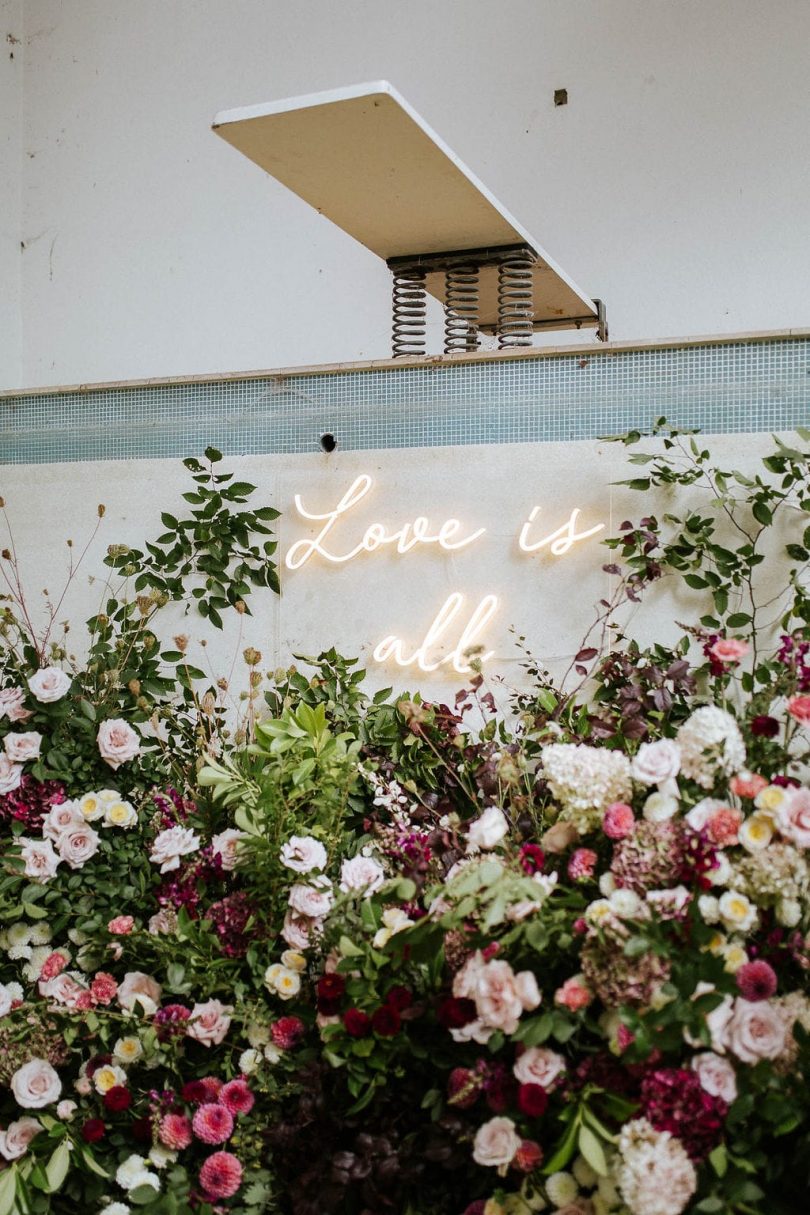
[497,253,535,347]
[391,267,427,357]
[443,264,480,353]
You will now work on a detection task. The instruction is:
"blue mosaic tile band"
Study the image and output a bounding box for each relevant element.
[1,338,809,464]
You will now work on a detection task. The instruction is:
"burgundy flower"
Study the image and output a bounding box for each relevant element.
[386,985,413,1012]
[641,1067,727,1160]
[154,1003,192,1041]
[343,1008,372,1038]
[436,997,476,1029]
[207,890,262,958]
[103,1086,132,1112]
[81,1119,106,1143]
[317,973,346,1015]
[736,959,777,1001]
[85,1054,113,1078]
[446,1067,481,1109]
[750,715,780,738]
[0,775,66,831]
[517,1083,548,1118]
[519,843,545,875]
[271,1016,305,1050]
[181,1079,209,1105]
[483,1063,514,1113]
[371,1005,401,1037]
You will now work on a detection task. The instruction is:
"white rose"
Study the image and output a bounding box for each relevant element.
[0,687,32,722]
[472,1115,521,1168]
[642,790,679,822]
[631,739,681,786]
[698,894,721,924]
[3,732,42,763]
[42,801,85,841]
[289,876,334,918]
[149,826,200,873]
[691,1051,738,1102]
[279,835,328,873]
[609,888,643,918]
[103,800,138,829]
[117,972,162,1016]
[239,1048,262,1074]
[10,1059,62,1108]
[0,1117,42,1160]
[466,805,509,851]
[738,814,773,852]
[57,825,101,869]
[513,1046,566,1089]
[78,792,105,821]
[211,828,247,871]
[339,854,386,895]
[718,890,757,934]
[97,719,141,769]
[19,838,60,883]
[187,998,233,1046]
[727,999,788,1063]
[0,754,22,795]
[27,667,72,703]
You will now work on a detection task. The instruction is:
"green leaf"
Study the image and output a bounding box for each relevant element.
[204,446,223,462]
[129,1182,162,1204]
[44,1139,72,1192]
[752,499,772,525]
[726,612,751,627]
[542,1116,579,1174]
[709,1143,727,1177]
[0,1168,17,1215]
[577,1124,608,1176]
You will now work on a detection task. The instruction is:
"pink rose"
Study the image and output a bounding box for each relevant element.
[279,835,327,873]
[513,1046,566,1089]
[554,976,593,1012]
[3,731,42,763]
[10,1059,61,1108]
[0,1117,42,1160]
[27,667,71,703]
[473,959,539,1035]
[19,837,60,882]
[709,638,750,664]
[726,998,788,1062]
[150,825,200,872]
[117,971,162,1015]
[603,802,635,839]
[0,754,22,795]
[0,687,32,722]
[42,801,85,842]
[39,972,89,1009]
[472,1115,521,1168]
[187,999,233,1047]
[729,772,768,799]
[690,1051,738,1103]
[57,825,101,869]
[631,738,681,785]
[339,855,385,895]
[776,787,810,848]
[96,718,141,769]
[108,915,135,935]
[289,877,334,919]
[211,829,247,872]
[281,910,316,950]
[787,694,810,725]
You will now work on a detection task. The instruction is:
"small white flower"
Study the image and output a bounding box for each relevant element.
[609,888,642,918]
[78,792,105,821]
[572,1155,599,1188]
[545,1171,579,1207]
[29,923,52,946]
[7,922,32,948]
[598,871,617,897]
[643,790,679,822]
[101,1203,131,1215]
[239,1048,262,1074]
[466,805,509,851]
[718,890,757,934]
[584,898,614,926]
[149,826,200,873]
[776,897,802,927]
[148,1144,176,1170]
[708,851,732,886]
[698,894,721,924]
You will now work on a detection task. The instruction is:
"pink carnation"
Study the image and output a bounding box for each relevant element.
[729,772,767,799]
[603,802,635,839]
[567,848,598,880]
[709,638,750,664]
[193,1102,234,1145]
[787,694,810,724]
[90,973,118,1005]
[39,952,67,982]
[706,807,742,847]
[554,976,592,1012]
[219,1078,254,1115]
[159,1112,193,1150]
[271,1016,305,1050]
[199,1150,243,1199]
[108,916,135,935]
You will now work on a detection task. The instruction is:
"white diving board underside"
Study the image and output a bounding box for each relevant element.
[212,81,599,331]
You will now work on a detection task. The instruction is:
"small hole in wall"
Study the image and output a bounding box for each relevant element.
[554,88,568,107]
[320,432,337,453]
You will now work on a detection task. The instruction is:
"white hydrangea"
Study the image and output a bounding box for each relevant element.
[616,1118,696,1215]
[676,706,745,789]
[542,744,632,829]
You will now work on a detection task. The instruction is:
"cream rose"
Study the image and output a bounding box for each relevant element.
[103,799,137,829]
[513,1046,566,1089]
[279,834,327,873]
[97,718,141,769]
[0,754,22,796]
[4,731,42,764]
[0,1117,42,1160]
[149,825,200,873]
[691,1051,738,1102]
[42,801,85,842]
[289,876,335,918]
[642,790,679,822]
[211,828,247,871]
[339,854,385,895]
[27,667,72,704]
[727,998,788,1062]
[776,787,810,849]
[472,1116,521,1169]
[0,687,31,722]
[632,739,681,786]
[187,998,233,1046]
[19,838,60,883]
[117,971,162,1015]
[57,825,101,870]
[466,805,509,851]
[10,1059,62,1108]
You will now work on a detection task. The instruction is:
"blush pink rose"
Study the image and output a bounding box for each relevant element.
[472,1115,521,1168]
[0,1117,42,1160]
[776,787,810,848]
[187,999,233,1047]
[10,1059,61,1108]
[690,1051,738,1103]
[726,999,788,1062]
[631,738,681,785]
[42,801,85,842]
[97,718,140,768]
[117,971,162,1015]
[603,802,635,839]
[0,687,32,722]
[709,638,750,664]
[19,837,60,882]
[27,667,71,703]
[150,825,200,872]
[554,976,593,1012]
[513,1046,566,1089]
[57,825,101,869]
[39,973,89,1009]
[289,877,334,919]
[279,835,327,873]
[339,855,386,895]
[473,960,539,1035]
[281,910,316,950]
[3,731,42,763]
[211,828,247,872]
[787,694,810,725]
[0,754,22,795]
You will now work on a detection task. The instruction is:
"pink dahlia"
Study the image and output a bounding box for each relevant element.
[219,1078,254,1115]
[736,959,778,1002]
[199,1150,243,1199]
[271,1016,305,1050]
[603,802,635,840]
[159,1112,193,1149]
[192,1102,234,1145]
[568,848,598,881]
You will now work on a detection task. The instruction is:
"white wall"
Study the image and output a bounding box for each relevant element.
[4,0,810,390]
[0,0,22,388]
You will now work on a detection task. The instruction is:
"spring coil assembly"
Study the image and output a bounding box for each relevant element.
[391,266,428,357]
[496,252,535,348]
[443,264,480,354]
